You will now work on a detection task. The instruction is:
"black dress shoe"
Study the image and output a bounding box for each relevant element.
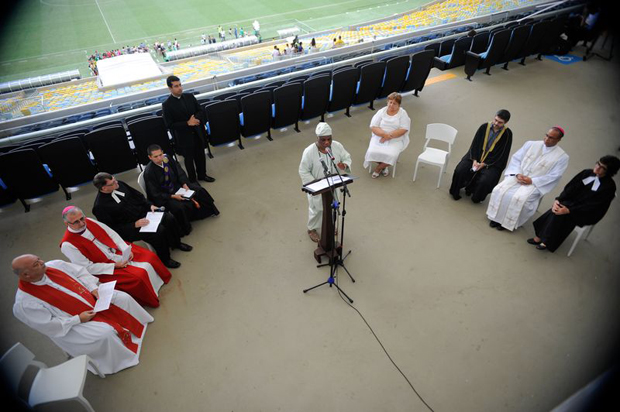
[535,244,548,250]
[527,238,542,245]
[489,220,501,228]
[164,259,181,268]
[451,193,462,201]
[199,175,216,182]
[178,242,193,252]
[496,225,506,231]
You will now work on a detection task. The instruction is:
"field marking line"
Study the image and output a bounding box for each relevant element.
[94,0,116,43]
[295,19,316,33]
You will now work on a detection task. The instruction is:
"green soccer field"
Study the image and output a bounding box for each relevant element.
[0,0,427,83]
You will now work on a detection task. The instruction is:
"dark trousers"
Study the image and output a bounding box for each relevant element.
[450,159,501,203]
[126,212,182,262]
[181,131,207,183]
[163,183,219,233]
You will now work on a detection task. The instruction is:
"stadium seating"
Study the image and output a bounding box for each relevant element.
[327,67,358,117]
[401,50,435,96]
[300,75,331,122]
[433,36,473,70]
[353,62,386,110]
[37,137,98,190]
[272,83,302,132]
[464,28,512,80]
[126,116,175,165]
[203,100,243,157]
[83,126,137,174]
[240,91,273,140]
[0,149,64,212]
[501,25,532,70]
[379,56,410,99]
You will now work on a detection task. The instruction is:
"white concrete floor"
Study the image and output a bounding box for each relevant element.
[1,44,619,412]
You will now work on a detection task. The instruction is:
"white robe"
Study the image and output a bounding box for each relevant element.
[487,141,569,230]
[299,141,352,231]
[13,260,154,375]
[363,107,411,168]
[61,219,164,296]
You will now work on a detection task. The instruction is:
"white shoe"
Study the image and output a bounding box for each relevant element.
[382,167,390,177]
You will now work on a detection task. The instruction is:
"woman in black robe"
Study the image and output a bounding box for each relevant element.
[529,155,619,252]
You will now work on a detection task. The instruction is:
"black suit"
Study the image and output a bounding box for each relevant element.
[92,181,183,262]
[162,93,208,182]
[144,156,219,235]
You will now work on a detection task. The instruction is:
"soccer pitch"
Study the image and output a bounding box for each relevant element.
[0,0,427,83]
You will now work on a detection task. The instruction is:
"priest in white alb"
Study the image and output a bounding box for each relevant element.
[12,254,154,375]
[487,126,569,231]
[60,206,171,308]
[299,122,352,242]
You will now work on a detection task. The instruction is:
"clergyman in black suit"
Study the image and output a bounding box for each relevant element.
[92,172,193,269]
[162,75,215,183]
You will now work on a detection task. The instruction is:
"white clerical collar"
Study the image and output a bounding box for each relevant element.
[582,175,601,191]
[172,94,182,99]
[542,145,556,155]
[111,190,125,203]
[155,162,165,168]
[32,274,48,286]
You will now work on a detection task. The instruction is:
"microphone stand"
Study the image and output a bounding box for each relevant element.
[303,151,353,303]
[318,148,355,284]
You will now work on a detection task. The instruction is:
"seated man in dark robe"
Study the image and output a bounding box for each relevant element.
[143,144,219,235]
[92,172,192,269]
[528,155,619,252]
[450,109,513,203]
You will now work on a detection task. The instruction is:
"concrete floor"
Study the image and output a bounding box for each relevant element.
[1,46,619,412]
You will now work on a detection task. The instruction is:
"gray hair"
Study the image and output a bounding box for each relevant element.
[62,206,84,222]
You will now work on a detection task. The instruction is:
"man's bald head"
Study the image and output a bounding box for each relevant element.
[12,254,46,282]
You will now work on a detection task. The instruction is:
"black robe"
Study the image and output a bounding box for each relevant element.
[533,169,616,252]
[449,123,512,203]
[92,181,182,262]
[143,155,219,235]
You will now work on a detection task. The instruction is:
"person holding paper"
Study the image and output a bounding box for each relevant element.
[60,206,171,308]
[363,92,411,179]
[92,172,192,269]
[449,109,513,203]
[144,145,219,235]
[12,254,154,375]
[299,122,352,243]
[487,127,569,231]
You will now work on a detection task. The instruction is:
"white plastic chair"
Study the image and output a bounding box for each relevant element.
[0,342,104,412]
[137,170,147,194]
[567,224,595,257]
[413,123,458,188]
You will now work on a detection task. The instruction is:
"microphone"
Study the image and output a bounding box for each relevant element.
[319,158,330,175]
[325,147,335,161]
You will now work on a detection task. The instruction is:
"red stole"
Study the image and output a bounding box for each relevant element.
[60,219,127,263]
[18,267,144,353]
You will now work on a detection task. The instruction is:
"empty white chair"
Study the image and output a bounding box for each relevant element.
[567,224,595,257]
[0,342,104,412]
[137,170,147,194]
[413,123,458,188]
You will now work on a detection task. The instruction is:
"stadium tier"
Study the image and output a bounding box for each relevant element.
[0,0,545,126]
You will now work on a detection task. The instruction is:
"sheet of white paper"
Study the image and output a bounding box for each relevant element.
[140,212,164,233]
[93,281,116,312]
[305,175,354,193]
[175,188,195,198]
[121,246,131,262]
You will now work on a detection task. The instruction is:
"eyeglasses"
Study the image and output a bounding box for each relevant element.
[68,216,86,225]
[596,161,608,171]
[103,178,116,187]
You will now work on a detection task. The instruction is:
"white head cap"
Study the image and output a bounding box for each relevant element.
[315,122,332,137]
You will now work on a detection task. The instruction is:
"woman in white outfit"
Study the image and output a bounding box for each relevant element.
[363,92,411,178]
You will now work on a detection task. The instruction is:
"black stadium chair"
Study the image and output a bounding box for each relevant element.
[213,92,237,101]
[126,116,175,165]
[464,28,512,80]
[0,149,63,212]
[433,36,473,70]
[203,100,243,157]
[501,24,532,70]
[470,31,491,54]
[537,16,566,58]
[327,67,357,117]
[240,91,273,141]
[83,126,137,174]
[225,93,250,113]
[0,180,17,208]
[378,56,410,99]
[37,137,98,190]
[92,120,124,131]
[300,75,331,122]
[424,43,440,57]
[401,50,434,96]
[353,61,386,110]
[518,20,550,65]
[438,38,456,57]
[273,83,302,132]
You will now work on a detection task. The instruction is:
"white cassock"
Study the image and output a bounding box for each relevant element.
[299,141,352,231]
[61,219,164,296]
[487,140,569,230]
[363,107,411,168]
[13,260,154,375]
